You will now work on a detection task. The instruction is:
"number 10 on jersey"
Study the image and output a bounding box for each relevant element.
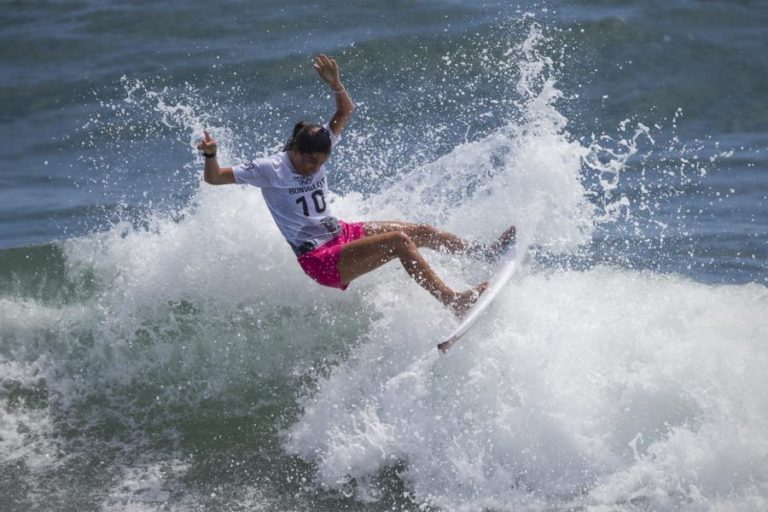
[296,190,327,216]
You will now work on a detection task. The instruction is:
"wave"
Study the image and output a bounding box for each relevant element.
[281,24,768,512]
[1,18,766,512]
[285,268,768,511]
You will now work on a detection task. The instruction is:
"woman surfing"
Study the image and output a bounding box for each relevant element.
[198,54,515,317]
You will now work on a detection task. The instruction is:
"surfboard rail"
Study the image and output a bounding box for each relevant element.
[437,245,519,353]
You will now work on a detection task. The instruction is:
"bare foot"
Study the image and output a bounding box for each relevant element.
[469,225,516,262]
[449,282,489,318]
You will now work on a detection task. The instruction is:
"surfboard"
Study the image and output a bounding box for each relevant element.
[437,244,520,353]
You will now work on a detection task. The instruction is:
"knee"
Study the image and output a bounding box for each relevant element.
[412,223,434,239]
[389,231,417,253]
[401,223,436,245]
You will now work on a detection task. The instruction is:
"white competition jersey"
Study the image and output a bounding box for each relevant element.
[232,127,342,254]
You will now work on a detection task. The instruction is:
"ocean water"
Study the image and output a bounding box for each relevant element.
[1,1,767,511]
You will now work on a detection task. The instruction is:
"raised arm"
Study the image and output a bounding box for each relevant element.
[314,54,355,136]
[197,130,235,185]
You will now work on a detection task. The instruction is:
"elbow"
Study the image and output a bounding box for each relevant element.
[204,174,221,186]
[339,101,356,116]
[203,167,234,186]
[336,104,355,122]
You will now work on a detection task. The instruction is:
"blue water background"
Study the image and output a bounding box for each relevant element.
[2,0,766,284]
[2,2,768,512]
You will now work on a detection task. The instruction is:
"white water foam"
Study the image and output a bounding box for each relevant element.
[282,25,768,512]
[285,268,768,511]
[2,18,765,512]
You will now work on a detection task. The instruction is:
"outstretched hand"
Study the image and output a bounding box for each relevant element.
[313,54,342,87]
[197,130,217,155]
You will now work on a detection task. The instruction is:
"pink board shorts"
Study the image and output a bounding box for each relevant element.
[297,221,367,290]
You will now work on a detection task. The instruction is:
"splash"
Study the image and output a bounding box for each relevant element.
[285,268,768,511]
[2,12,763,512]
[283,22,768,512]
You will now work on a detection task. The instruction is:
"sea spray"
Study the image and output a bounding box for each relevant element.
[286,268,768,511]
[283,22,768,512]
[2,8,765,512]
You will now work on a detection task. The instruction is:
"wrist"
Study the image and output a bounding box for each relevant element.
[202,152,217,159]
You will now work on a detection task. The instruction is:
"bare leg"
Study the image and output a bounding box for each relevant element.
[365,221,473,254]
[365,221,516,261]
[337,230,487,317]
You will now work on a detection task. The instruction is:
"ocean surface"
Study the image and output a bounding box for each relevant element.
[2,1,767,511]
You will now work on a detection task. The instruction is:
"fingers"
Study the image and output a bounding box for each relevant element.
[313,54,340,84]
[314,53,337,70]
[197,130,215,151]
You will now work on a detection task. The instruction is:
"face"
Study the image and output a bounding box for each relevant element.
[289,149,330,176]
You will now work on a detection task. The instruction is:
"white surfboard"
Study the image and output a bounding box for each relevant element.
[437,245,520,353]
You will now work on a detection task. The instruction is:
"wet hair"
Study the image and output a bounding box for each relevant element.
[283,121,332,154]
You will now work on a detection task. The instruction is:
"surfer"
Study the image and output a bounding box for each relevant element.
[198,54,514,317]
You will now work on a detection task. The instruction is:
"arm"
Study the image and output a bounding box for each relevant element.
[197,130,235,185]
[314,54,355,136]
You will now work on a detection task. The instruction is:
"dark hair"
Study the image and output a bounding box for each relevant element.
[283,121,332,154]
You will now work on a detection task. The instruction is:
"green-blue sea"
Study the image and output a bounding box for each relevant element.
[2,1,767,510]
